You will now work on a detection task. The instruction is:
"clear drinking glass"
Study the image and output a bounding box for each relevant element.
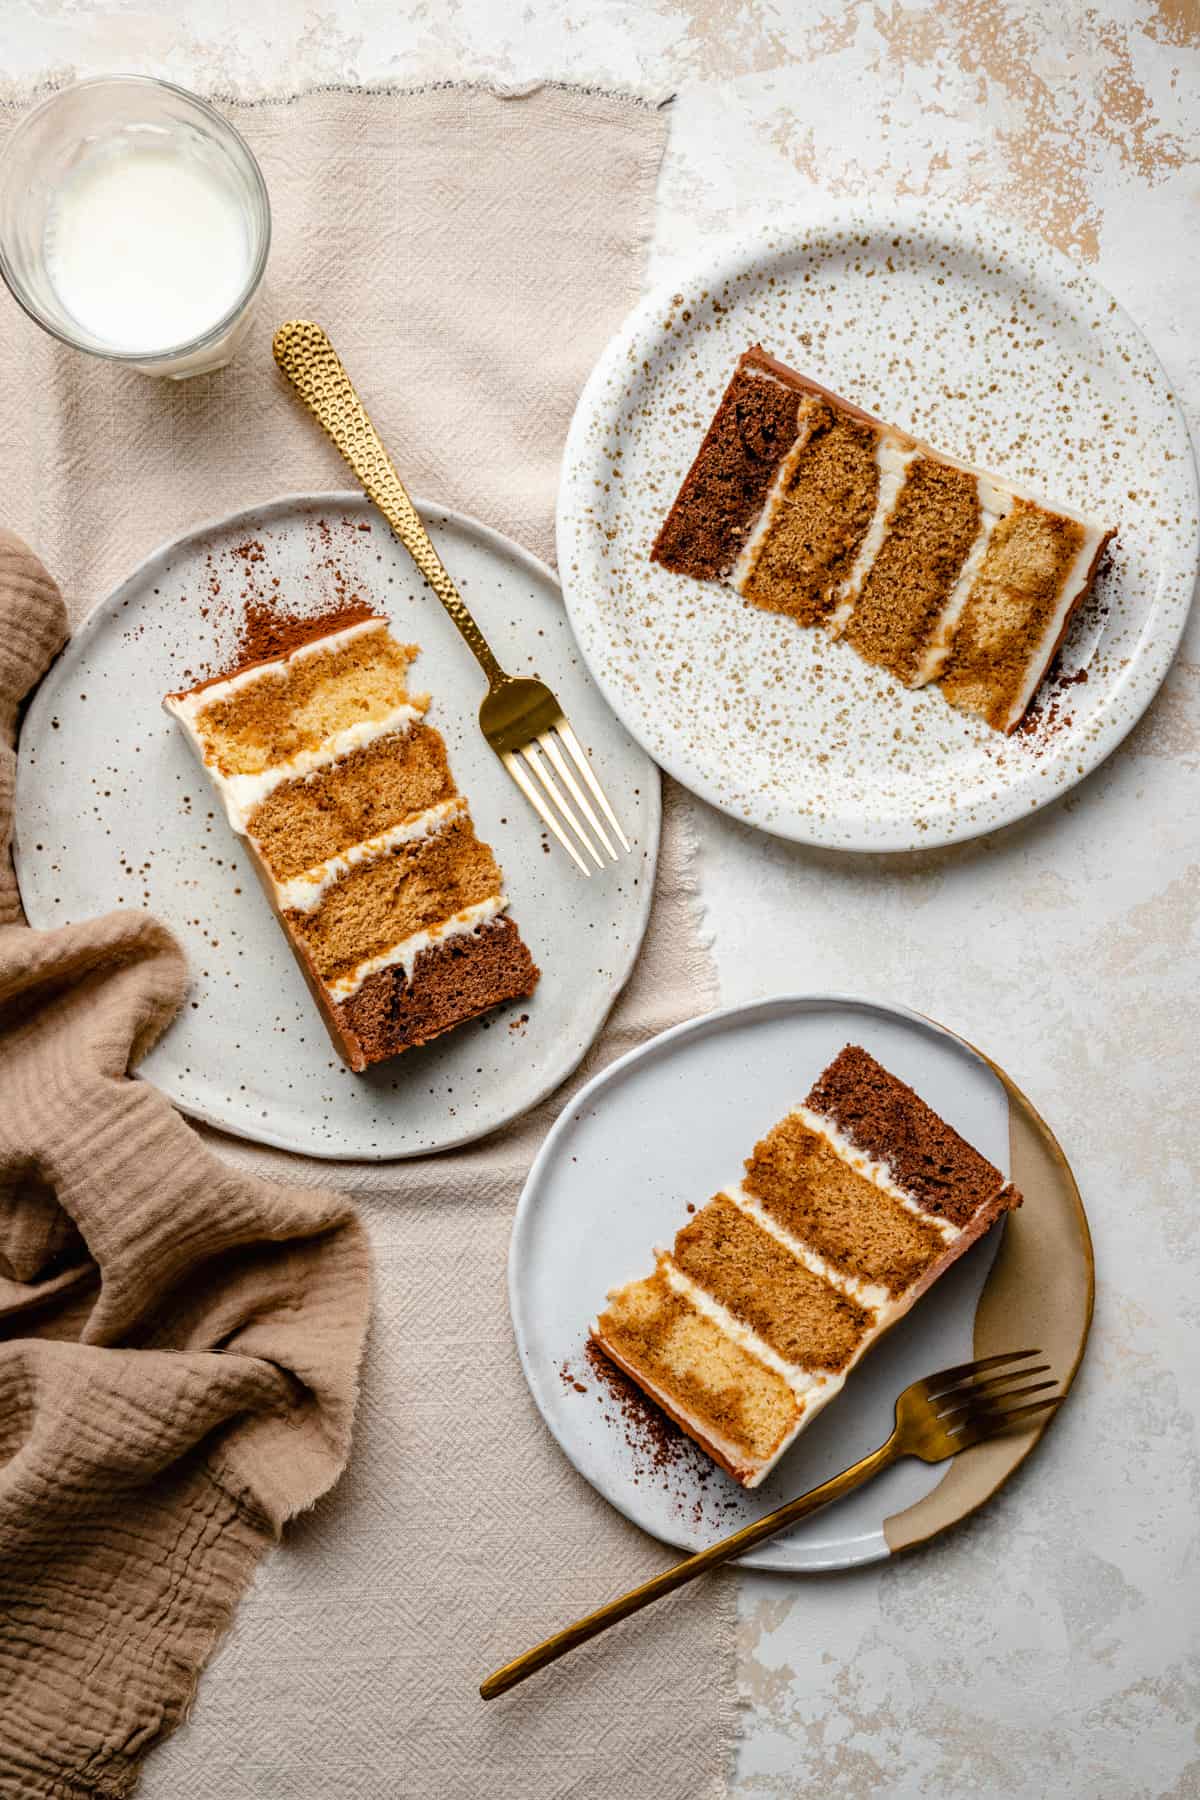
[0,76,270,379]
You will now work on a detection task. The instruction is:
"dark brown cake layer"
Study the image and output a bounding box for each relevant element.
[805,1045,1017,1227]
[334,916,539,1071]
[650,348,807,579]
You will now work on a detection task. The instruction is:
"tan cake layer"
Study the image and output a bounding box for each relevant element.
[673,1192,871,1371]
[285,814,502,985]
[189,626,418,775]
[247,722,457,880]
[742,1114,947,1296]
[739,403,882,626]
[939,499,1088,730]
[649,353,809,579]
[594,1261,801,1467]
[844,456,983,682]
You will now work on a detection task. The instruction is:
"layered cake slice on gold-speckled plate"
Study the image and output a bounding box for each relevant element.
[165,606,539,1071]
[651,345,1114,734]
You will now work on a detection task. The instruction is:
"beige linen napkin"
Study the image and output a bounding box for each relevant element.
[0,83,735,1798]
[0,529,372,1799]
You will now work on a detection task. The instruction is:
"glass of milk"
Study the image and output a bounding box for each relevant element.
[0,76,270,378]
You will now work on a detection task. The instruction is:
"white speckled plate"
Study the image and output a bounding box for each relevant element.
[510,995,1092,1572]
[14,494,659,1160]
[557,201,1198,850]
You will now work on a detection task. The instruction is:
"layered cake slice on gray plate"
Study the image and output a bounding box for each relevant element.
[593,1045,1021,1487]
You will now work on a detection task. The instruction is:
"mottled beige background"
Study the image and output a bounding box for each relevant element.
[4,2,1198,1796]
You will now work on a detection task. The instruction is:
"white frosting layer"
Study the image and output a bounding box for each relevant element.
[721,1181,892,1312]
[791,1103,962,1243]
[728,396,825,591]
[826,436,918,635]
[742,364,799,395]
[327,893,508,1001]
[164,699,427,835]
[657,1254,832,1400]
[273,797,466,913]
[1002,518,1110,729]
[911,479,1014,686]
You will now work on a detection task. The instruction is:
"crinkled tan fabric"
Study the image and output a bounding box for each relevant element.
[0,528,372,1800]
[0,84,734,1800]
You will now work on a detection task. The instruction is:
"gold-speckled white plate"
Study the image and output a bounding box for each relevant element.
[557,201,1198,850]
[15,494,659,1160]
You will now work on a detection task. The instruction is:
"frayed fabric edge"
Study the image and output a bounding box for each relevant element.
[0,75,675,115]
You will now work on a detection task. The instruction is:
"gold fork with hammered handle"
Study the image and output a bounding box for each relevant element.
[480,1348,1061,1698]
[273,319,629,877]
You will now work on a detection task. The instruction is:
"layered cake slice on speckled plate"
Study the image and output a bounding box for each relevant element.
[651,345,1114,733]
[592,1045,1021,1488]
[165,606,539,1071]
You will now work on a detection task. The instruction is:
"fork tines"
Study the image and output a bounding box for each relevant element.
[926,1348,1062,1438]
[502,715,631,877]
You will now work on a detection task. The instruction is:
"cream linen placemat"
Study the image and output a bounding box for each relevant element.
[0,84,735,1798]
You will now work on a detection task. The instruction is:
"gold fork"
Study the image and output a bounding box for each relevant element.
[480,1347,1060,1698]
[272,319,629,877]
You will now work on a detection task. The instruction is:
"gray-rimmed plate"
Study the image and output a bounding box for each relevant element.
[509,993,1091,1572]
[14,493,659,1159]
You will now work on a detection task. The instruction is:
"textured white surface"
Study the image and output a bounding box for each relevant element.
[5,2,1198,1794]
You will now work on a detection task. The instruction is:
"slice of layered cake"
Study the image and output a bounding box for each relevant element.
[651,346,1114,733]
[165,608,539,1071]
[592,1045,1021,1487]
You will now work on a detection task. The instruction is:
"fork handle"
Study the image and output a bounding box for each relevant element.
[272,320,505,687]
[479,1435,898,1700]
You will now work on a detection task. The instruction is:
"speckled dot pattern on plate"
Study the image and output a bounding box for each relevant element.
[557,200,1199,851]
[14,494,660,1160]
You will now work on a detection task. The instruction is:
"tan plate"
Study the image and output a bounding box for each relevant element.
[883,1031,1093,1554]
[510,993,1093,1571]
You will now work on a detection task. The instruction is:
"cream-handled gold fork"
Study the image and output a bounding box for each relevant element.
[272,319,629,877]
[479,1348,1061,1699]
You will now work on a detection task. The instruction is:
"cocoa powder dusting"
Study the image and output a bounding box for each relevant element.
[557,1344,738,1526]
[232,598,381,672]
[173,516,384,692]
[1012,663,1091,750]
